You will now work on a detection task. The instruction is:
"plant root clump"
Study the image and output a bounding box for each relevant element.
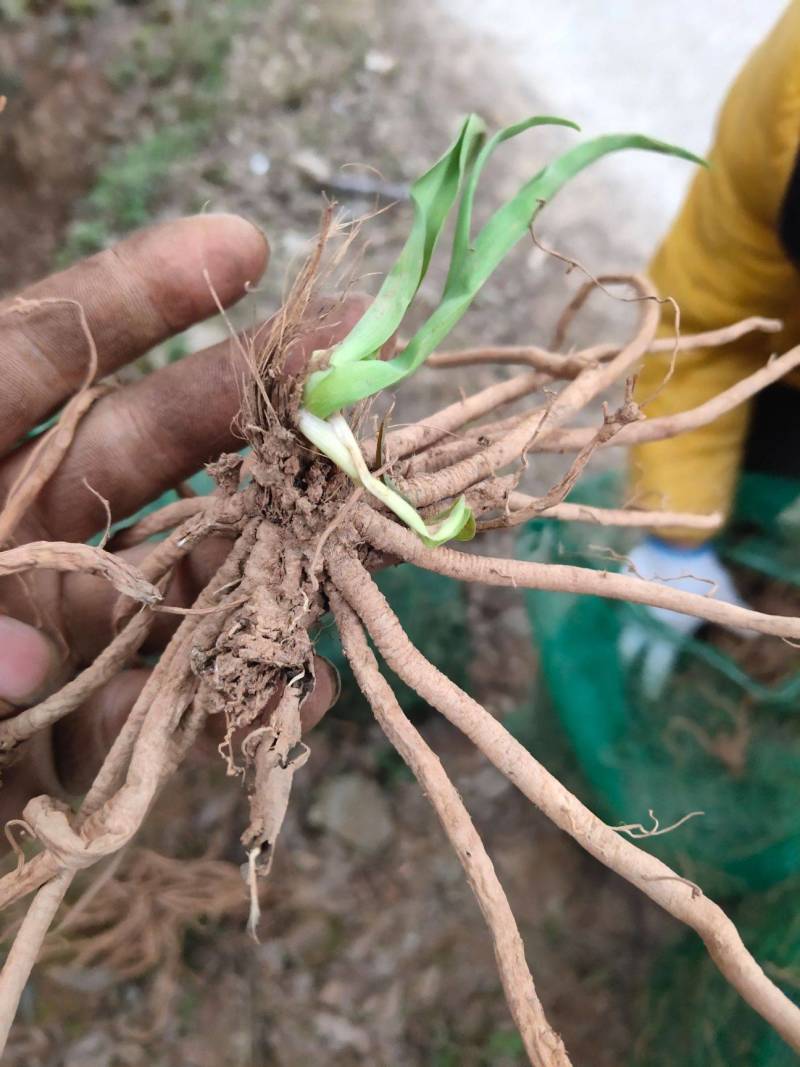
[2,236,800,1065]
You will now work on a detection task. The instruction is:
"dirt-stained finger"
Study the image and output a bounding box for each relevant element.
[53,655,339,796]
[52,668,151,795]
[61,535,234,664]
[3,293,377,543]
[0,214,269,454]
[0,617,64,714]
[299,656,342,733]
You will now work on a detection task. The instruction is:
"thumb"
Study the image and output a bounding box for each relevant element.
[0,616,64,714]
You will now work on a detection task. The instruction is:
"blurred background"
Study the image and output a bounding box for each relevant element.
[1,2,797,1065]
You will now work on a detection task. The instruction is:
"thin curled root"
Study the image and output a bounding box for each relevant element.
[46,848,252,980]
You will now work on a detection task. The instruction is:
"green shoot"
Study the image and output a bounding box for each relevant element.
[299,113,704,546]
[298,410,473,547]
[303,114,579,417]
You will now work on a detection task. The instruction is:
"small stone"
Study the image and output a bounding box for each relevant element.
[248,150,271,177]
[314,1010,371,1054]
[364,50,396,75]
[292,148,331,186]
[64,1032,113,1067]
[308,773,393,854]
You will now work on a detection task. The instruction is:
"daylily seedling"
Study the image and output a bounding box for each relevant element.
[299,113,703,546]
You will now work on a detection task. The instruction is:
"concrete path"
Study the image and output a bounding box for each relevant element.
[436,1,786,255]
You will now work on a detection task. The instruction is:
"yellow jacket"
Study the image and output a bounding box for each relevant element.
[632,0,800,541]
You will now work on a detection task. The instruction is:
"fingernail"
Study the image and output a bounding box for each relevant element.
[245,218,270,254]
[299,656,342,735]
[0,617,58,704]
[320,656,342,705]
[234,215,270,273]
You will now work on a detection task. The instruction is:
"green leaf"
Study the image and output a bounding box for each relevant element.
[303,114,575,417]
[452,507,476,542]
[304,129,704,418]
[445,115,580,293]
[305,113,486,387]
[524,132,706,204]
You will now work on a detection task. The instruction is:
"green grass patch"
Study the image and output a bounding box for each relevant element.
[57,0,257,265]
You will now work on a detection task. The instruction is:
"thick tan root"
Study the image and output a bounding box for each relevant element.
[467,476,722,530]
[0,870,72,1050]
[329,553,800,1054]
[356,506,800,639]
[534,343,800,454]
[331,589,571,1067]
[501,498,722,529]
[405,275,659,507]
[371,370,546,461]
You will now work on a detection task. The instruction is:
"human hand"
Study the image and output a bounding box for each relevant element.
[0,214,359,826]
[618,536,750,698]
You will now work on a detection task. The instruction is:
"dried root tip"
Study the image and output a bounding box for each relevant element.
[239,687,308,927]
[0,541,162,604]
[245,846,263,942]
[356,506,800,639]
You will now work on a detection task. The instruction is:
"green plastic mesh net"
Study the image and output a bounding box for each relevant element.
[316,562,471,721]
[517,470,800,1062]
[518,471,800,898]
[633,876,800,1065]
